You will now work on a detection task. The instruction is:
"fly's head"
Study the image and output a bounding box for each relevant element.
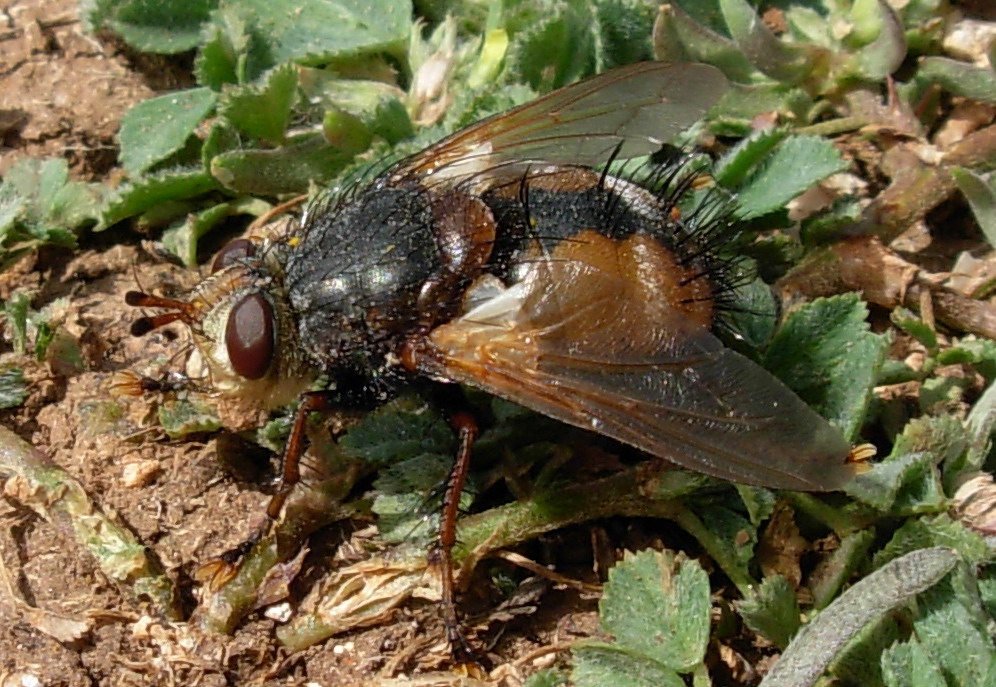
[126,235,316,409]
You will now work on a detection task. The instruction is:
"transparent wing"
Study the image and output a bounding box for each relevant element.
[393,62,729,189]
[423,231,856,491]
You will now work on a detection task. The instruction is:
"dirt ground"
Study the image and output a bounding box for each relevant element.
[10,1,996,685]
[0,2,627,685]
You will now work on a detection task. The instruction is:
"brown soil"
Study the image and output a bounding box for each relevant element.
[0,3,606,685]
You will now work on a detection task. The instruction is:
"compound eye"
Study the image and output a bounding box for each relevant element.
[224,292,275,380]
[212,238,256,274]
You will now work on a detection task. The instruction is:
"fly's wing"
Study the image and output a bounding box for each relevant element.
[423,231,856,491]
[392,62,728,189]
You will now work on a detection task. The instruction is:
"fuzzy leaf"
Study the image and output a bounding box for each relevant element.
[523,669,568,687]
[228,0,410,65]
[952,167,996,249]
[97,168,219,231]
[97,0,216,53]
[714,128,789,189]
[920,57,996,103]
[912,565,995,687]
[810,529,876,610]
[764,294,887,440]
[736,136,848,220]
[719,0,813,82]
[338,397,455,466]
[597,550,710,672]
[654,4,755,83]
[297,70,412,145]
[119,88,217,176]
[881,639,947,687]
[158,399,221,438]
[852,0,907,79]
[873,515,992,569]
[219,63,298,145]
[759,547,958,687]
[735,575,800,649]
[0,368,28,409]
[573,643,684,687]
[210,134,352,194]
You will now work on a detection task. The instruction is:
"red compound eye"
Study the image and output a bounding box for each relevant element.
[225,292,275,380]
[212,238,256,274]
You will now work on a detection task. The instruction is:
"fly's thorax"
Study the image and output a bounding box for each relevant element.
[185,245,316,409]
[283,183,441,373]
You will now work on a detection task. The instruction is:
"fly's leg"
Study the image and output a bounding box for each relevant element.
[433,408,480,664]
[203,390,333,584]
[266,391,334,519]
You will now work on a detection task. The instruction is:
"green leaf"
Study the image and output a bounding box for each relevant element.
[4,158,68,220]
[890,308,938,353]
[3,293,30,355]
[714,128,789,189]
[0,182,26,237]
[763,294,887,440]
[851,0,907,80]
[161,201,235,267]
[2,158,100,239]
[830,614,901,687]
[759,547,958,687]
[219,63,298,145]
[591,0,656,71]
[211,134,352,194]
[598,550,710,672]
[845,451,933,512]
[507,3,595,90]
[881,639,947,687]
[157,398,222,438]
[322,110,374,155]
[194,8,253,88]
[736,484,776,526]
[810,529,876,610]
[736,136,848,220]
[920,57,996,104]
[338,397,455,465]
[952,167,996,249]
[845,415,959,513]
[297,70,412,145]
[119,88,217,176]
[892,415,964,505]
[97,168,220,231]
[719,0,814,83]
[735,575,800,649]
[967,377,996,470]
[101,0,217,54]
[523,669,568,687]
[654,4,755,82]
[719,276,779,350]
[573,643,684,687]
[372,452,459,543]
[873,514,992,569]
[229,0,411,65]
[696,504,756,576]
[0,368,28,409]
[912,564,995,687]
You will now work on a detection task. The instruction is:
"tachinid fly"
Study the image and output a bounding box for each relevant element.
[126,61,860,658]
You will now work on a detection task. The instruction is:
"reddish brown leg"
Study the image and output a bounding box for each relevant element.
[266,391,333,519]
[433,409,479,664]
[207,391,333,574]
